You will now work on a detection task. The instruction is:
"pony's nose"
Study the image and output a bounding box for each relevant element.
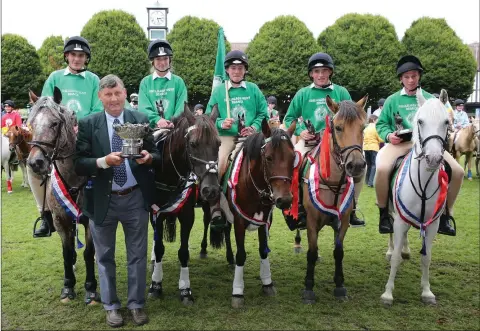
[346,160,366,175]
[275,196,292,210]
[201,185,220,202]
[425,154,443,167]
[28,158,44,172]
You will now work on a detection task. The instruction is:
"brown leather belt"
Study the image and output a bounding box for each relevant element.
[111,184,139,196]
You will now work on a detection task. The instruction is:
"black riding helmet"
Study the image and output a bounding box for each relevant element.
[454,99,465,106]
[148,39,173,60]
[64,36,91,64]
[194,104,205,111]
[3,100,15,108]
[308,53,334,73]
[377,98,385,106]
[396,55,424,77]
[224,50,249,70]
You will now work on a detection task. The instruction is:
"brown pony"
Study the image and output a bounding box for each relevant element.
[302,96,367,303]
[449,123,477,180]
[5,125,32,188]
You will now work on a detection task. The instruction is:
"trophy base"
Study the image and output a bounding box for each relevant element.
[304,139,320,147]
[396,129,413,142]
[120,154,144,160]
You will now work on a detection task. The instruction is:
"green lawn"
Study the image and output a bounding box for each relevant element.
[1,166,479,330]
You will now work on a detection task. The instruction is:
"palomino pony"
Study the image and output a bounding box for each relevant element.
[149,106,221,305]
[5,125,32,188]
[225,119,296,308]
[301,96,368,303]
[380,89,450,306]
[449,122,477,180]
[27,88,100,304]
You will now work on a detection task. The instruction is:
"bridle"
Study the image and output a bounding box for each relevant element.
[247,134,293,205]
[329,116,364,172]
[413,120,448,160]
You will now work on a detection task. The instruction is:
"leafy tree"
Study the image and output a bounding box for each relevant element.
[246,15,320,114]
[167,16,231,106]
[402,17,477,100]
[81,10,150,96]
[37,35,65,84]
[1,34,42,107]
[318,13,403,105]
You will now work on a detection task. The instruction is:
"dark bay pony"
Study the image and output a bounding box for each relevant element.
[5,124,32,188]
[148,106,221,305]
[226,119,296,308]
[302,96,367,303]
[27,88,99,304]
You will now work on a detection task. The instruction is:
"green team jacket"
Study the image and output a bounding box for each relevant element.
[42,68,103,119]
[376,88,433,142]
[206,81,268,136]
[138,72,188,128]
[284,83,351,136]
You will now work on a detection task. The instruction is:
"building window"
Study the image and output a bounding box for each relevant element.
[149,29,166,40]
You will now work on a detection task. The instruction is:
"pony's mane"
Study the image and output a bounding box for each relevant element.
[244,128,292,160]
[412,98,448,143]
[27,96,76,150]
[335,100,366,124]
[189,114,219,144]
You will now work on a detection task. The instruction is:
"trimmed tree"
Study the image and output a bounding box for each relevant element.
[246,15,320,114]
[167,16,231,106]
[318,13,403,104]
[80,10,150,96]
[37,35,65,84]
[1,34,42,107]
[402,17,477,100]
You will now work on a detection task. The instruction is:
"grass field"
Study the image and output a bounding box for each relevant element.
[1,165,479,330]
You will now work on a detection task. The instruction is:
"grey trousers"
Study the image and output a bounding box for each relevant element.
[89,188,149,311]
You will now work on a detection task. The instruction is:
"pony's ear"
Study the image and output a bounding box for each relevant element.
[261,118,271,138]
[29,90,38,103]
[53,86,62,105]
[439,89,449,105]
[326,95,339,114]
[155,100,161,108]
[286,121,296,138]
[210,104,219,123]
[356,94,369,110]
[416,88,426,107]
[184,102,195,125]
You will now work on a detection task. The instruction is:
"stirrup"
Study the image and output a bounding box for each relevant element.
[438,214,456,236]
[33,216,52,238]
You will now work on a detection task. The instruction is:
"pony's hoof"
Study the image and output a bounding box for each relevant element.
[227,257,236,266]
[333,287,348,300]
[180,288,194,306]
[294,245,302,254]
[468,177,473,181]
[85,291,101,305]
[262,283,276,296]
[231,295,244,309]
[385,253,392,261]
[380,293,393,306]
[148,281,163,299]
[60,287,76,303]
[302,290,316,304]
[199,252,208,259]
[422,295,436,305]
[7,191,13,194]
[401,252,411,260]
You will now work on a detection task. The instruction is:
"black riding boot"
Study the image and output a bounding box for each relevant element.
[284,205,307,231]
[378,207,393,234]
[438,213,456,236]
[33,211,55,238]
[349,211,365,227]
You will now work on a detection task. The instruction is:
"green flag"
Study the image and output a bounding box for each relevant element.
[212,27,227,92]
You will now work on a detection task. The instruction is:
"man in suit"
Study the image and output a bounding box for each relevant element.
[75,74,161,328]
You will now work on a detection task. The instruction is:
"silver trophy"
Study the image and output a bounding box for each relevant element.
[112,123,150,159]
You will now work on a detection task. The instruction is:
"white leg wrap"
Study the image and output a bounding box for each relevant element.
[260,258,272,285]
[179,267,190,290]
[152,261,163,283]
[150,242,156,261]
[232,265,244,296]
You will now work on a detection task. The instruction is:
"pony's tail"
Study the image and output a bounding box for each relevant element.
[209,226,225,249]
[163,215,176,243]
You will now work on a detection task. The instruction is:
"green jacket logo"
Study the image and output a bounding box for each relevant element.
[66,99,82,113]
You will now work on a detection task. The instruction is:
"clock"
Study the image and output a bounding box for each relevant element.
[149,10,166,27]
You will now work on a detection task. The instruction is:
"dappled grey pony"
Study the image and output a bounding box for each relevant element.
[27,88,100,304]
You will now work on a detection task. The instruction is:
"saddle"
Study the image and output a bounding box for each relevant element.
[388,153,452,203]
